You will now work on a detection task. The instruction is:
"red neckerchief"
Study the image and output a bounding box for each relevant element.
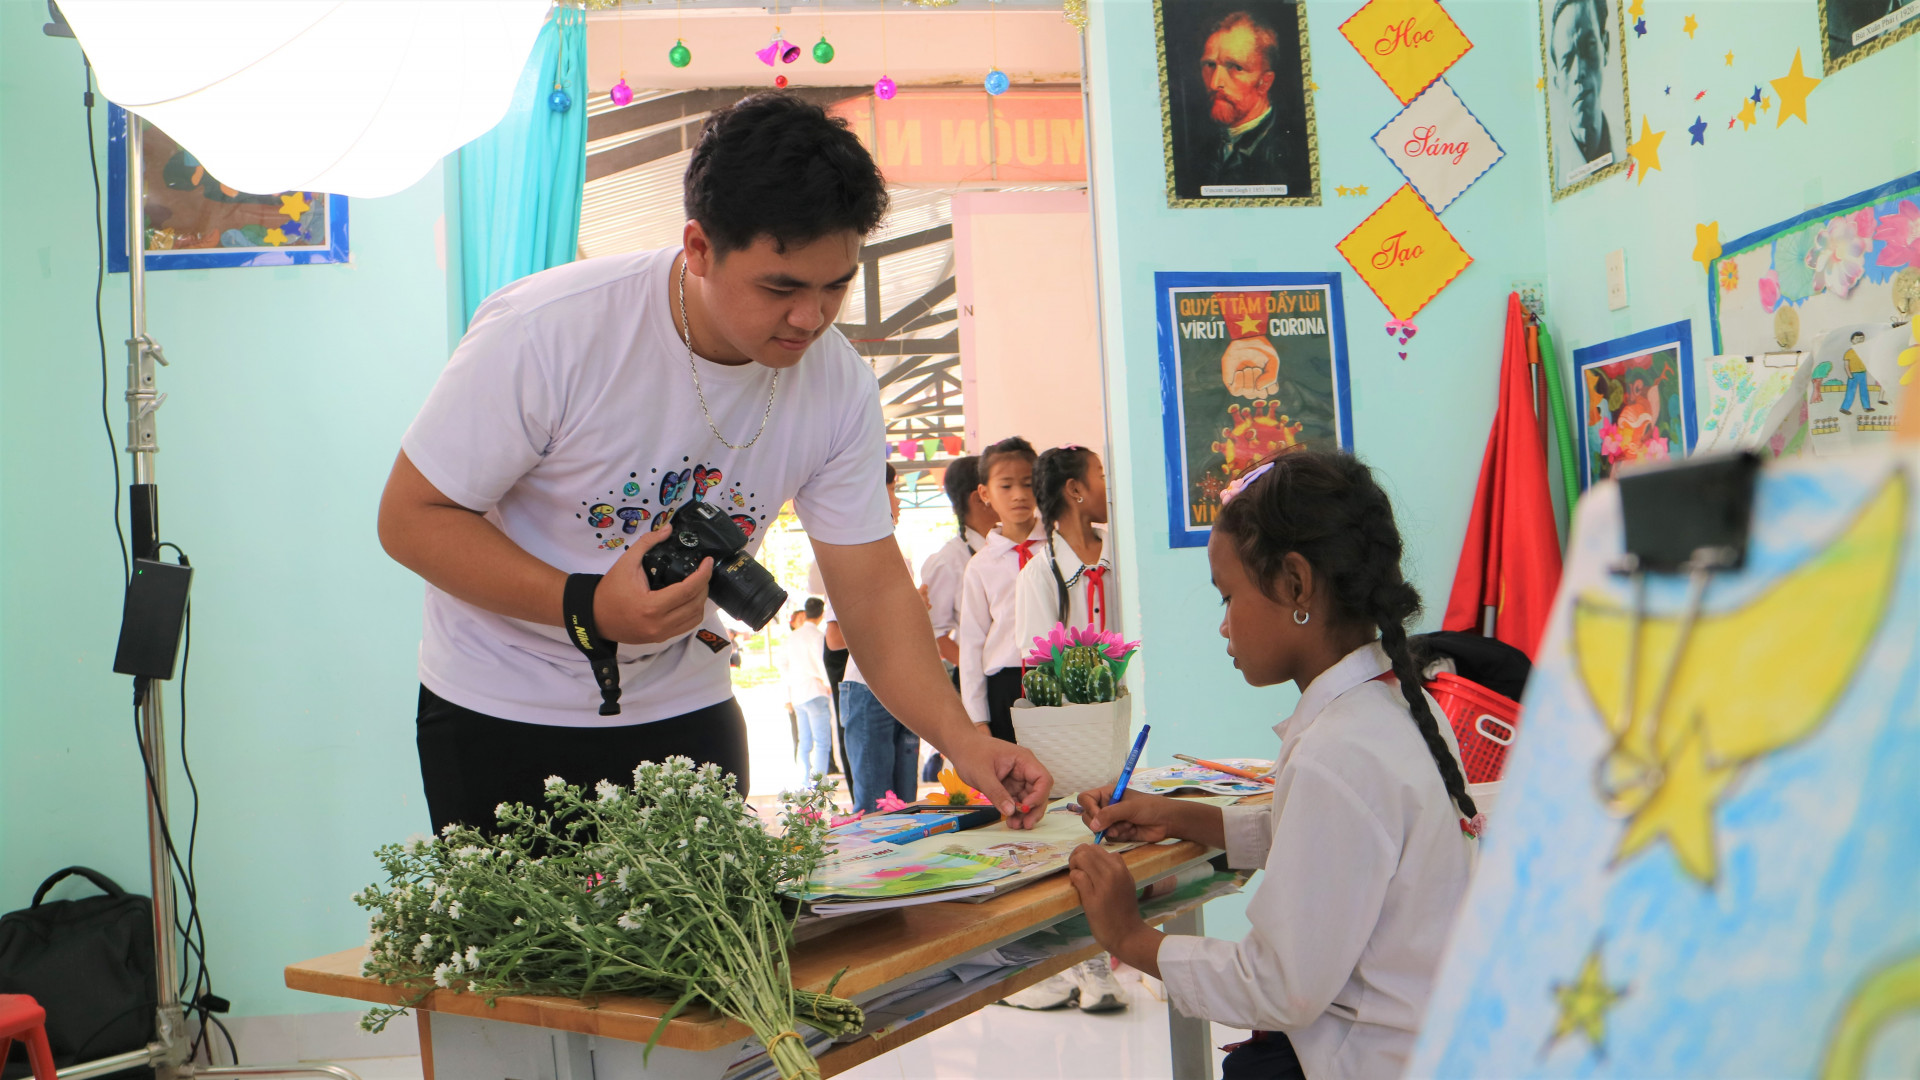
[1081,565,1108,632]
[1013,540,1037,569]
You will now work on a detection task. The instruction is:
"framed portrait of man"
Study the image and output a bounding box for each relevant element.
[1820,0,1920,74]
[1156,0,1321,208]
[1539,0,1631,200]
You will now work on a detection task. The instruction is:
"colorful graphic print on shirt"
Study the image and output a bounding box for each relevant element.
[576,457,770,550]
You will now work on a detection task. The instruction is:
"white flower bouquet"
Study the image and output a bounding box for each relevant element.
[354,757,862,1079]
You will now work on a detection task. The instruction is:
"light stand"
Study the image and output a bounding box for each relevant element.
[58,111,361,1080]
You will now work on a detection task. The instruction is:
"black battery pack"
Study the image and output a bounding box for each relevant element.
[113,558,193,680]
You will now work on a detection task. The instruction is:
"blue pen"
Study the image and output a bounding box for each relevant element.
[879,806,1001,847]
[1094,724,1151,845]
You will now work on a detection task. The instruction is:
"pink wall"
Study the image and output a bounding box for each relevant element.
[953,190,1104,455]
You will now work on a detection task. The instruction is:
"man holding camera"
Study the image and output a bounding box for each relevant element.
[378,93,1053,833]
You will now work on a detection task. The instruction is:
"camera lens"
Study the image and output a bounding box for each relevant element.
[709,552,788,632]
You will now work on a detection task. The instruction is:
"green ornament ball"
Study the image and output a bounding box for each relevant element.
[813,37,835,64]
[668,40,692,68]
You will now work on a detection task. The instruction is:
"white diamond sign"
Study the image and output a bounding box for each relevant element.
[1371,79,1504,214]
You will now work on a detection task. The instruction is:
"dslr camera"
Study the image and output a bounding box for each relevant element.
[641,500,788,631]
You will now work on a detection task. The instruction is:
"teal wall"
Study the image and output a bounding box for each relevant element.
[1539,1,1920,364]
[0,5,456,1017]
[1087,0,1548,757]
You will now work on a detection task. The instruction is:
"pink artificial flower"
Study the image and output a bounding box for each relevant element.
[829,810,865,828]
[1807,209,1874,298]
[1757,270,1781,313]
[875,790,911,812]
[1874,200,1920,270]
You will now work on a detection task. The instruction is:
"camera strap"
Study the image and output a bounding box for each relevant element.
[563,573,622,716]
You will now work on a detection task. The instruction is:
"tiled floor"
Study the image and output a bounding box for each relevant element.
[312,975,1244,1080]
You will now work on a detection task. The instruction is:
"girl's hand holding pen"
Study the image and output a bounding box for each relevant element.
[1074,787,1185,844]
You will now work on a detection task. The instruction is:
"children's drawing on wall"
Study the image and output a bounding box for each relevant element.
[109,105,350,271]
[1571,322,1696,490]
[1408,451,1920,1078]
[1696,351,1802,453]
[1539,0,1631,198]
[1153,271,1352,546]
[1709,171,1920,358]
[1819,0,1920,74]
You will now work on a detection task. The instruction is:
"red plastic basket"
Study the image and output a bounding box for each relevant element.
[1426,672,1522,784]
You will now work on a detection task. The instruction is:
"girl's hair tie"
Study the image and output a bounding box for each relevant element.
[1219,461,1277,506]
[1459,813,1487,839]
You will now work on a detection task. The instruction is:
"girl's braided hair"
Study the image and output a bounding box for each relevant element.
[1213,449,1476,819]
[1032,446,1099,622]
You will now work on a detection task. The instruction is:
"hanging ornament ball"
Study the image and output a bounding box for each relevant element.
[813,36,836,63]
[609,78,633,107]
[548,88,573,112]
[875,76,898,100]
[669,40,692,68]
[984,69,1010,96]
[775,74,789,88]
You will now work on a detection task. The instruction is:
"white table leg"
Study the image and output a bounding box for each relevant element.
[1162,906,1213,1080]
[429,1012,750,1080]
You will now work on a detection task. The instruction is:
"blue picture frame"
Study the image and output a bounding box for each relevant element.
[1570,320,1698,491]
[1154,271,1353,549]
[108,105,350,272]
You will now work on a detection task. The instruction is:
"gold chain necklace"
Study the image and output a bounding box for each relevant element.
[678,257,779,451]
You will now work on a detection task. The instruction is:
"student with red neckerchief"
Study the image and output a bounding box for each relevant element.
[956,437,1038,743]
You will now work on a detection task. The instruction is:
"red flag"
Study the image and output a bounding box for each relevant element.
[1442,294,1563,658]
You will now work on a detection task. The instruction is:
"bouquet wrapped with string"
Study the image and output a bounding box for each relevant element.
[353,758,862,1079]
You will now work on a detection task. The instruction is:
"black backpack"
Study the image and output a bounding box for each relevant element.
[0,867,156,1075]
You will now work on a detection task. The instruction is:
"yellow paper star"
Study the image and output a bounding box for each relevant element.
[1760,95,1772,112]
[1537,76,1547,91]
[278,192,312,219]
[1612,720,1739,881]
[1683,13,1698,37]
[1309,81,1320,92]
[1627,117,1664,184]
[1551,942,1628,1055]
[1692,222,1722,269]
[1771,48,1821,126]
[1353,184,1369,197]
[1336,185,1351,197]
[1627,0,1644,17]
[1235,314,1263,335]
[1725,50,1735,65]
[263,228,289,247]
[1737,98,1757,129]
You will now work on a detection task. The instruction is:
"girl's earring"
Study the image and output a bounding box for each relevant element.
[1293,609,1310,625]
[1075,495,1084,503]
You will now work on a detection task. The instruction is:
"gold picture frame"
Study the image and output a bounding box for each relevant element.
[1157,0,1322,209]
[1818,0,1920,75]
[1538,0,1633,201]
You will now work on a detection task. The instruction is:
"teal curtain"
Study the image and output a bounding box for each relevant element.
[459,8,587,325]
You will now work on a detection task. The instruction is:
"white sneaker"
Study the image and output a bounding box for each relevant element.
[1000,971,1078,1010]
[1070,955,1130,1013]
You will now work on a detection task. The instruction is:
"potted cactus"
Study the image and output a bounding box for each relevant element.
[1012,626,1140,797]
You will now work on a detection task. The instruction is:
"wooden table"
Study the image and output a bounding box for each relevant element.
[287,840,1226,1080]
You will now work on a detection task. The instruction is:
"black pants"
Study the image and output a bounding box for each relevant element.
[985,667,1024,744]
[415,686,750,834]
[1220,1031,1306,1080]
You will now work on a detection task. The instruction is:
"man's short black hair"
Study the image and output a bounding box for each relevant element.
[804,596,825,619]
[684,92,890,256]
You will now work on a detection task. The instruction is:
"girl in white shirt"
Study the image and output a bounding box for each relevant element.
[1014,446,1115,650]
[1068,450,1477,1080]
[957,436,1038,741]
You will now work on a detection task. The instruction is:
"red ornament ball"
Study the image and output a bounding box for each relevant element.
[774,75,789,88]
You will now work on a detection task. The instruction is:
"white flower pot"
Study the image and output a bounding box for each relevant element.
[1011,690,1134,799]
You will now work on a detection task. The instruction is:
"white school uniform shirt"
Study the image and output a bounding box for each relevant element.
[1012,525,1117,651]
[955,528,1038,725]
[782,620,831,705]
[401,246,892,727]
[1156,641,1475,1080]
[920,527,988,637]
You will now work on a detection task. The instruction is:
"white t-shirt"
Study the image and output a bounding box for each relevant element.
[782,620,831,705]
[921,528,986,637]
[402,247,893,727]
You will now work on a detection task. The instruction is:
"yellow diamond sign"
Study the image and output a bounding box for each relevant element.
[1336,185,1473,321]
[1339,0,1474,104]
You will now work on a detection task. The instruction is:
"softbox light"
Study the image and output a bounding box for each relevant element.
[59,0,552,198]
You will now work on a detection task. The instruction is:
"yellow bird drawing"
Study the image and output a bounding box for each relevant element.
[1572,473,1907,884]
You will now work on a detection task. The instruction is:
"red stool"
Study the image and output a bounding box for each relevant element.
[0,995,58,1080]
